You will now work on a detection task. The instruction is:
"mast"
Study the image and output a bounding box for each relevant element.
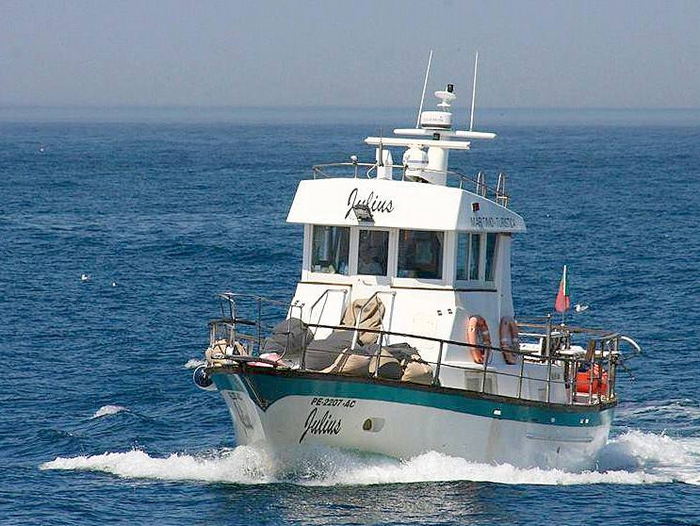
[469,51,479,131]
[416,50,434,128]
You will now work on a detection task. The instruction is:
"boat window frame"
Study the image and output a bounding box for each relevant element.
[391,229,448,287]
[353,226,393,278]
[396,229,445,280]
[455,232,500,287]
[304,224,354,283]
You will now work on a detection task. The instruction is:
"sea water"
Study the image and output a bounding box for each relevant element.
[1,108,699,525]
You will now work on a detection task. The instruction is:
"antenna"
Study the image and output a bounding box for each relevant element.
[469,51,479,131]
[415,50,433,128]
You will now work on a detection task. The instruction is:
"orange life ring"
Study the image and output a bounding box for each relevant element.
[467,315,492,364]
[499,316,520,365]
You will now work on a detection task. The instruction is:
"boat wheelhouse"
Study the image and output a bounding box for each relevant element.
[194,78,640,470]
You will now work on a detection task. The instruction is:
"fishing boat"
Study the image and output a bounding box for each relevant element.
[193,60,641,471]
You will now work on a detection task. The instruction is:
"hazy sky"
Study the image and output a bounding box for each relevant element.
[1,0,698,108]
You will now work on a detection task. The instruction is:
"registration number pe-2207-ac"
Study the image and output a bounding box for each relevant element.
[310,397,357,408]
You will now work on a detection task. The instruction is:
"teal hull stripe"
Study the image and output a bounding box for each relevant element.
[212,371,610,427]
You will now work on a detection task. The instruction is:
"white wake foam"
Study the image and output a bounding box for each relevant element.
[40,430,700,486]
[41,446,272,484]
[91,405,128,419]
[598,430,700,485]
[183,358,205,369]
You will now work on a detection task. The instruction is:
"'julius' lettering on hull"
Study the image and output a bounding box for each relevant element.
[299,407,342,443]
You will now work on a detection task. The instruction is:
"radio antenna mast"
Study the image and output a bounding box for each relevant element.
[469,51,479,131]
[415,50,433,128]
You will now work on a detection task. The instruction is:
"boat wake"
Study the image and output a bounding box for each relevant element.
[40,430,699,486]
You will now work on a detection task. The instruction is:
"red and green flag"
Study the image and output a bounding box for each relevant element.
[555,265,570,313]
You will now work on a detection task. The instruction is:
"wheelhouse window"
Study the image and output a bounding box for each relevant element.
[398,230,444,279]
[484,233,497,282]
[456,232,498,282]
[311,225,349,274]
[469,233,480,280]
[358,229,389,276]
[456,233,468,279]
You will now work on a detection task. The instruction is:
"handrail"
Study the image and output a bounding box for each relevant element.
[305,321,618,405]
[211,312,624,363]
[307,288,349,341]
[305,322,615,362]
[311,161,509,203]
[619,335,643,355]
[350,290,396,351]
[207,293,625,406]
[215,293,301,355]
[308,288,349,316]
[208,322,616,407]
[518,320,618,338]
[212,296,627,363]
[217,292,291,308]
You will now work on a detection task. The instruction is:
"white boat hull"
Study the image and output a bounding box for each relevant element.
[211,367,614,471]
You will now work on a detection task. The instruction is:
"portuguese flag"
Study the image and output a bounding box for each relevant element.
[555,265,570,313]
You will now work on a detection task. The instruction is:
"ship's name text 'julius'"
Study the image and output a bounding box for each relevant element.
[345,188,394,219]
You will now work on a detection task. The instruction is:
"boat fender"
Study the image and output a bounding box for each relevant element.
[498,316,520,365]
[467,315,492,364]
[193,365,216,391]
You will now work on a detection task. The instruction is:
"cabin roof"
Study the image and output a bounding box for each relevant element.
[286,178,526,233]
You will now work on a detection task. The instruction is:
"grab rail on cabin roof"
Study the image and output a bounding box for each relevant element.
[306,287,349,348]
[311,162,509,205]
[351,290,397,357]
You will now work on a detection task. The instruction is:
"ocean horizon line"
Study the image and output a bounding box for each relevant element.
[1,105,699,126]
[2,104,699,111]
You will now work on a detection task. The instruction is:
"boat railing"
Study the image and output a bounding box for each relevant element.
[209,292,298,354]
[301,321,620,406]
[206,295,634,407]
[311,162,509,206]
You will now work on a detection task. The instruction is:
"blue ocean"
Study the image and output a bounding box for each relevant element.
[1,108,699,525]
